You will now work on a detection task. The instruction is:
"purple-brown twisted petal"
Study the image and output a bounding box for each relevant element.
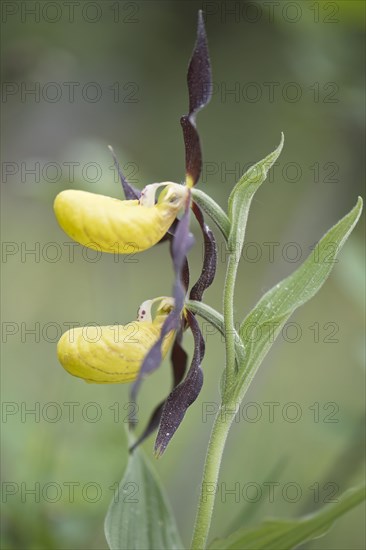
[129,330,188,452]
[154,309,205,456]
[130,194,193,406]
[189,202,217,301]
[181,10,212,187]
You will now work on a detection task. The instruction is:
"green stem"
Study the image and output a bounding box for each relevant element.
[190,409,234,550]
[190,250,241,549]
[223,252,240,386]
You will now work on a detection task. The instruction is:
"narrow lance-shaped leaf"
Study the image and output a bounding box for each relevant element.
[181,10,212,187]
[105,438,184,550]
[228,134,284,257]
[236,197,363,397]
[208,485,365,550]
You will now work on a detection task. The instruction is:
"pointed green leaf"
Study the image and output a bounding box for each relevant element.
[104,446,183,550]
[228,134,284,255]
[208,485,365,550]
[237,197,363,393]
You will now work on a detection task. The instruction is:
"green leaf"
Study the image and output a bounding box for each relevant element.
[228,134,284,256]
[237,197,363,394]
[208,485,365,550]
[104,445,184,550]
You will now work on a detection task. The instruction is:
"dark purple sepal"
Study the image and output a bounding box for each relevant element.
[108,145,141,200]
[129,330,188,452]
[170,331,189,385]
[180,115,202,188]
[182,257,190,294]
[154,310,205,456]
[160,229,190,288]
[181,10,212,187]
[171,193,195,274]
[189,202,217,301]
[129,308,180,406]
[187,11,212,115]
[129,196,194,407]
[129,402,163,453]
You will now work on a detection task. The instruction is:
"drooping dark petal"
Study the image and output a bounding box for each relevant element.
[189,202,217,301]
[170,331,189,385]
[129,303,180,406]
[108,145,141,200]
[182,256,190,293]
[154,309,205,456]
[171,195,195,275]
[129,402,163,453]
[181,10,212,187]
[159,229,190,283]
[130,195,193,405]
[129,329,188,452]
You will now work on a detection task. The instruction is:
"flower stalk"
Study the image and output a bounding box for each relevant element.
[191,188,231,240]
[189,245,241,549]
[190,407,235,550]
[222,251,241,391]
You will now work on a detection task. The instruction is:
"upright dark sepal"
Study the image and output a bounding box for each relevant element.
[190,202,217,301]
[154,310,205,456]
[108,145,141,200]
[181,10,212,187]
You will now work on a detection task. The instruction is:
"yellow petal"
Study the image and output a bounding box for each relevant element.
[57,298,175,383]
[54,183,188,254]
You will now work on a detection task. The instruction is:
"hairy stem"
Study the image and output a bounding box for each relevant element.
[190,250,240,549]
[190,409,234,550]
[223,252,240,387]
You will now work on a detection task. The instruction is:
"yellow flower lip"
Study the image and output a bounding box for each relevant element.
[57,297,175,384]
[54,183,189,254]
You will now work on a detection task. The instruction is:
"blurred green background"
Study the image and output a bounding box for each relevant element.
[1,1,365,548]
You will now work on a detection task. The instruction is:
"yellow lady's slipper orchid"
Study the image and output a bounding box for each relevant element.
[57,298,175,383]
[54,183,188,254]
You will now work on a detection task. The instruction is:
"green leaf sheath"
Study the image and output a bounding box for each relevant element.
[105,445,184,550]
[223,135,285,391]
[208,485,366,550]
[236,197,363,400]
[228,133,284,257]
